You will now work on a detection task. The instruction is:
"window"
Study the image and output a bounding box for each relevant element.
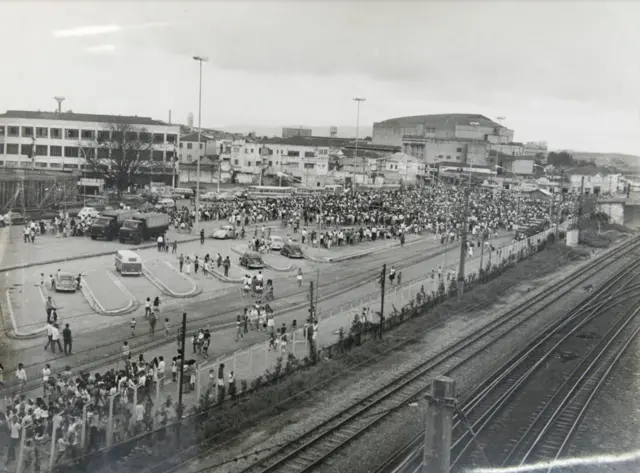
[97,148,109,159]
[50,128,62,139]
[187,143,193,149]
[153,150,164,161]
[234,159,239,165]
[139,132,151,142]
[304,163,315,169]
[64,146,79,158]
[166,134,177,144]
[97,130,110,142]
[247,162,252,167]
[304,151,315,158]
[36,127,48,138]
[153,133,164,144]
[7,126,19,137]
[125,132,138,141]
[35,145,48,156]
[20,144,33,156]
[456,148,462,152]
[446,155,451,159]
[6,144,19,154]
[166,150,175,161]
[65,129,79,139]
[139,150,151,160]
[0,144,3,154]
[50,146,62,157]
[179,143,184,148]
[199,143,203,150]
[22,126,34,137]
[268,160,273,166]
[36,162,47,168]
[49,163,62,168]
[187,154,192,162]
[288,151,300,157]
[81,130,94,140]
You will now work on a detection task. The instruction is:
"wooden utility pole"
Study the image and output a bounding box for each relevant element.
[379,264,387,339]
[308,281,315,322]
[457,188,471,298]
[176,312,187,438]
[423,377,456,473]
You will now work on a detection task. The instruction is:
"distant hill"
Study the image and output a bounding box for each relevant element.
[214,125,373,139]
[561,151,640,173]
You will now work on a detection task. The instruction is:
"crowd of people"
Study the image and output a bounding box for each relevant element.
[3,183,581,467]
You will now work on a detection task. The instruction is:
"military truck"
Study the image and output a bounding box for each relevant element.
[90,209,137,241]
[119,212,171,244]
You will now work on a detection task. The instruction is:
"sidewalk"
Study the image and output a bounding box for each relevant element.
[302,233,424,262]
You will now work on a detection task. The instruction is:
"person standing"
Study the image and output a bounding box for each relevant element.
[45,296,56,324]
[51,323,63,353]
[223,256,231,278]
[200,228,205,245]
[178,253,184,272]
[62,323,72,355]
[15,363,27,390]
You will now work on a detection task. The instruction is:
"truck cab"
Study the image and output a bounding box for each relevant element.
[90,210,136,241]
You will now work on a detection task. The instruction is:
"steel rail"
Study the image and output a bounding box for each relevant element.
[369,237,640,473]
[449,260,640,468]
[234,237,640,473]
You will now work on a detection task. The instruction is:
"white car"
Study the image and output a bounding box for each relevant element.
[269,235,284,250]
[78,207,100,219]
[212,225,237,240]
[201,192,218,202]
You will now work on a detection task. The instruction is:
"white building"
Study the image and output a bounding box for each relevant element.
[523,141,548,157]
[568,170,622,194]
[0,110,180,170]
[378,152,427,184]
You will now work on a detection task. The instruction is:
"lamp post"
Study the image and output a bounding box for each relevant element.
[193,55,208,230]
[353,97,366,179]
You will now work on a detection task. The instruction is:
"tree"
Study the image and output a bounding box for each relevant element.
[547,151,574,167]
[84,122,156,195]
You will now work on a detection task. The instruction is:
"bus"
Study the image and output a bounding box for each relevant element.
[323,184,344,195]
[246,186,295,199]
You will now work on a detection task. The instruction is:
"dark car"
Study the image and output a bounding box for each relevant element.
[280,243,304,259]
[239,251,265,269]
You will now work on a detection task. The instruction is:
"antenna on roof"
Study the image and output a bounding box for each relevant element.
[54,97,66,114]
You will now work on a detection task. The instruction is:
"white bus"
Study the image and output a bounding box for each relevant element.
[247,186,295,199]
[323,184,344,194]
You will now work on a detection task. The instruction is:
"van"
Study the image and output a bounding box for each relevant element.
[115,250,143,276]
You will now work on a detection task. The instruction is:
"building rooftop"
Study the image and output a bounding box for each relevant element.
[261,135,355,147]
[377,113,501,130]
[0,110,171,126]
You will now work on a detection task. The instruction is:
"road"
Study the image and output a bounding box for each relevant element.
[0,227,517,405]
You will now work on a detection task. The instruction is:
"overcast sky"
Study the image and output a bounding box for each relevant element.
[1,1,639,154]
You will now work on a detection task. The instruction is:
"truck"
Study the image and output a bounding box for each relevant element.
[119,212,171,244]
[90,209,137,241]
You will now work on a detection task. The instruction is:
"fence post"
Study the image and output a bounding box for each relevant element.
[48,415,61,471]
[106,394,116,449]
[16,424,26,473]
[80,403,88,450]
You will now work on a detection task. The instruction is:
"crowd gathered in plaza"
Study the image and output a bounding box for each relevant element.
[2,182,581,466]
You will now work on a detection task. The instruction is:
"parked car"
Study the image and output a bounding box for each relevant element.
[53,272,77,292]
[78,207,101,219]
[212,225,237,240]
[269,235,284,250]
[154,198,176,211]
[217,192,236,201]
[201,192,218,202]
[280,243,304,259]
[239,251,265,269]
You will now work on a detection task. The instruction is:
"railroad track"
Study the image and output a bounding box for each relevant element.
[371,240,640,473]
[233,237,640,473]
[449,260,640,470]
[501,304,640,467]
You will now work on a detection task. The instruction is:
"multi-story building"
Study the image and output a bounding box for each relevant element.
[373,113,514,148]
[523,141,548,158]
[0,110,179,171]
[376,153,427,184]
[568,169,622,194]
[282,127,312,139]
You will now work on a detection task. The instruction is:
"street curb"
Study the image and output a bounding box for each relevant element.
[304,234,425,263]
[210,266,244,284]
[82,271,136,316]
[229,246,294,272]
[142,261,202,298]
[2,289,47,339]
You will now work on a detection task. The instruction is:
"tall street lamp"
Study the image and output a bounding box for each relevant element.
[193,55,208,230]
[353,97,366,177]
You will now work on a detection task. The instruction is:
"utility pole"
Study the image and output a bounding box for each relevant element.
[353,97,366,177]
[379,264,386,338]
[176,312,187,438]
[457,188,470,299]
[308,281,315,322]
[193,55,208,231]
[479,232,486,278]
[423,376,456,473]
